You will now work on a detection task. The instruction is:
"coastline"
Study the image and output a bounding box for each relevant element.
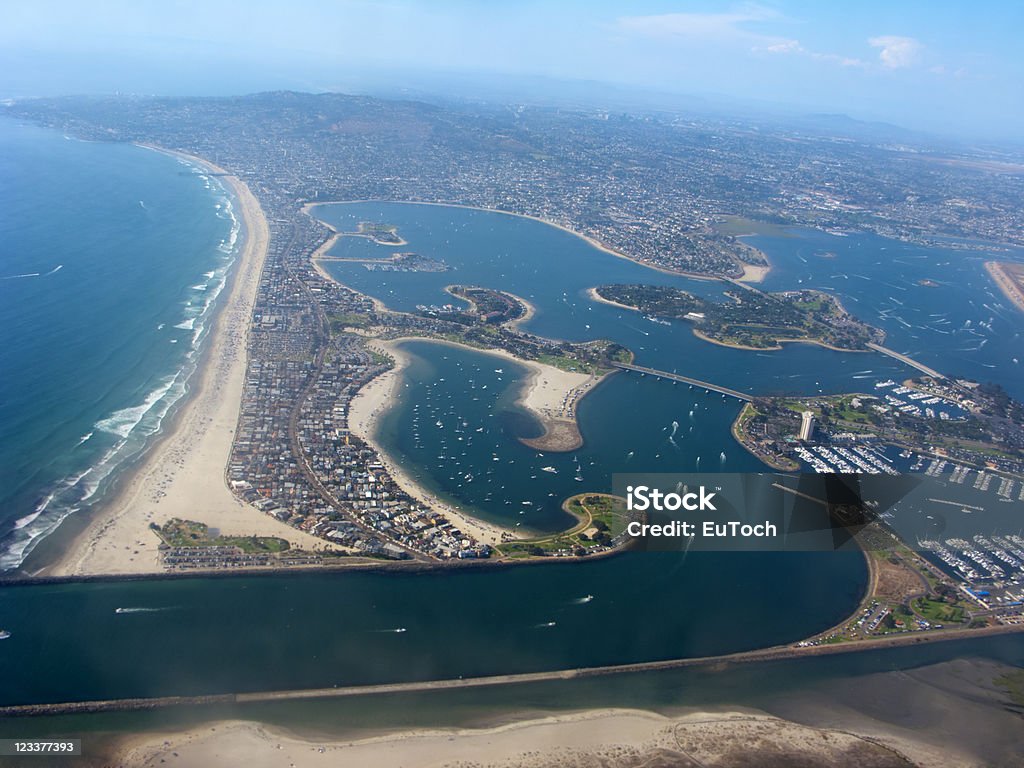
[347,335,609,542]
[586,285,639,313]
[734,234,773,283]
[346,339,515,546]
[985,260,1024,313]
[111,706,947,768]
[44,150,324,577]
[589,287,868,354]
[304,199,724,281]
[304,206,612,456]
[737,261,770,283]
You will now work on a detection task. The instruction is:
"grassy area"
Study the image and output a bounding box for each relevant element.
[498,493,630,559]
[913,596,966,624]
[358,222,398,233]
[715,215,793,238]
[793,297,825,312]
[154,519,291,554]
[835,395,872,424]
[536,352,603,375]
[330,312,371,330]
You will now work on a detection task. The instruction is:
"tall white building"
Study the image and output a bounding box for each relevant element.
[799,411,815,442]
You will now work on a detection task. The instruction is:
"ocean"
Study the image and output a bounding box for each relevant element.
[0,119,238,570]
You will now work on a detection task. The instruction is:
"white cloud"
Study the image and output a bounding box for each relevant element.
[868,35,922,69]
[758,38,866,68]
[764,39,802,54]
[615,6,778,43]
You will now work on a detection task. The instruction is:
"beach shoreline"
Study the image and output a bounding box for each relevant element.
[985,260,1024,313]
[347,339,516,546]
[42,150,324,577]
[734,234,773,283]
[111,705,952,768]
[347,335,610,542]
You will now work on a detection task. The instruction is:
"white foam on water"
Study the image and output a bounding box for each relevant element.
[11,510,42,532]
[0,154,243,573]
[95,376,177,438]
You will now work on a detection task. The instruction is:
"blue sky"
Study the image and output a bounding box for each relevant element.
[2,1,1022,140]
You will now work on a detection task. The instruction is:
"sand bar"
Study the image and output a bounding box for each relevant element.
[47,152,325,577]
[115,706,948,767]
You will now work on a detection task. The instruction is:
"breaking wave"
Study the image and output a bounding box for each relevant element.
[0,170,240,572]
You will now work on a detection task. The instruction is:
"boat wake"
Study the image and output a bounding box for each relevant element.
[115,606,177,614]
[1,265,63,280]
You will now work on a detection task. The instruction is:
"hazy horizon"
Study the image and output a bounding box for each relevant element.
[2,2,1022,143]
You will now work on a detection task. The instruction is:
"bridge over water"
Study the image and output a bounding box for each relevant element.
[611,363,753,402]
[865,343,944,379]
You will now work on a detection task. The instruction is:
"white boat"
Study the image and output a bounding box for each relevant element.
[541,466,558,473]
[0,630,10,640]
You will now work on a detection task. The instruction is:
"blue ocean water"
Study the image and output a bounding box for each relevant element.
[0,119,238,570]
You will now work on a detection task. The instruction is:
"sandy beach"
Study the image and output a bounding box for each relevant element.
[985,260,1024,313]
[347,336,606,543]
[47,154,324,577]
[734,236,772,283]
[737,261,770,282]
[115,706,950,767]
[346,339,514,545]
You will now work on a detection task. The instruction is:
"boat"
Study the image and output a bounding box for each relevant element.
[0,630,10,640]
[541,466,558,473]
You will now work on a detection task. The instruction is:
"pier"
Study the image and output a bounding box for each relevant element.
[611,363,753,401]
